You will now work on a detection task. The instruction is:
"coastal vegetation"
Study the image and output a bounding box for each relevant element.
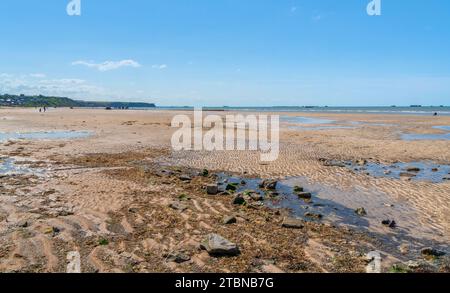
[0,94,156,108]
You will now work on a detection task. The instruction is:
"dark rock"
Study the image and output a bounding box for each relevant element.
[304,212,323,220]
[226,183,238,191]
[282,217,304,229]
[293,186,304,193]
[201,169,209,177]
[259,179,277,190]
[232,194,246,205]
[200,234,240,256]
[421,247,446,257]
[222,215,237,225]
[406,167,421,173]
[382,219,396,228]
[355,207,367,216]
[206,184,219,195]
[297,192,312,199]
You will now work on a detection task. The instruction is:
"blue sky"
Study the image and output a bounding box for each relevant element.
[1,0,449,106]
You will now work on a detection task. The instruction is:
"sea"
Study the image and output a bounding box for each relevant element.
[132,106,450,116]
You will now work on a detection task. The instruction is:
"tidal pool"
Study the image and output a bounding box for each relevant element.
[0,131,92,142]
[281,116,335,125]
[401,125,450,141]
[348,161,450,183]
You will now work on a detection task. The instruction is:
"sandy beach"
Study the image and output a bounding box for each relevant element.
[1,107,449,273]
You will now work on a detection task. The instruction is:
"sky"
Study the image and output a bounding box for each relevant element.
[0,0,449,107]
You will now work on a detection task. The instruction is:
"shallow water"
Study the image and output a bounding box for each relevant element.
[217,173,449,257]
[0,158,40,175]
[349,161,450,183]
[288,125,356,131]
[401,132,450,141]
[433,125,450,131]
[401,125,450,141]
[281,116,335,125]
[0,131,92,142]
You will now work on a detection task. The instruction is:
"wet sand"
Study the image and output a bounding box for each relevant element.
[0,107,449,273]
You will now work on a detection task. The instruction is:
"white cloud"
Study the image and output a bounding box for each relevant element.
[0,73,107,99]
[71,59,142,71]
[152,64,168,70]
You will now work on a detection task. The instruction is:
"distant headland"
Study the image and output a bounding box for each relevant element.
[0,94,156,109]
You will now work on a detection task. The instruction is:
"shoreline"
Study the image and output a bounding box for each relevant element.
[0,108,449,272]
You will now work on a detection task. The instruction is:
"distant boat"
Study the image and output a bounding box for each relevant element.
[410,105,422,108]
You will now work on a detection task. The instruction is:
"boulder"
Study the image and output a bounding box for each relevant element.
[200,234,240,256]
[282,217,304,229]
[206,184,219,195]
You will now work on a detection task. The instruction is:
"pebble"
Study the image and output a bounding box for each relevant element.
[169,202,188,212]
